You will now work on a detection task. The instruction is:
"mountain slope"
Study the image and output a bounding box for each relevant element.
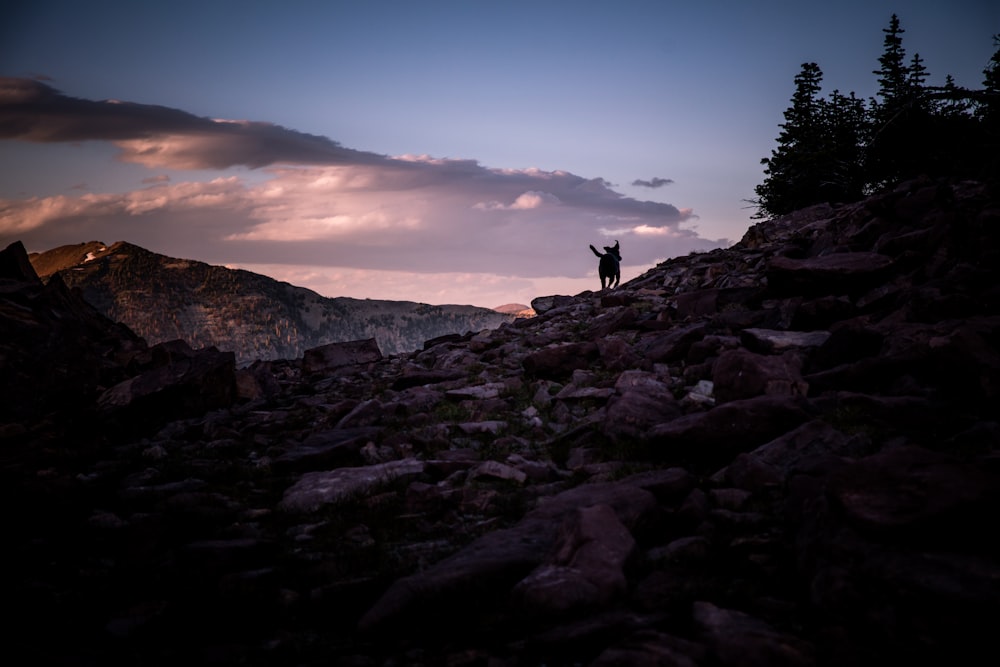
[3,176,1000,665]
[30,241,516,364]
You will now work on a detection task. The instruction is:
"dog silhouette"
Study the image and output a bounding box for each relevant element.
[589,240,621,289]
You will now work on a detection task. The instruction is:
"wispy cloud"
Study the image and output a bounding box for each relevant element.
[631,177,674,188]
[0,77,726,304]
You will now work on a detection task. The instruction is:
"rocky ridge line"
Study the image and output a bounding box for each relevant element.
[2,175,999,666]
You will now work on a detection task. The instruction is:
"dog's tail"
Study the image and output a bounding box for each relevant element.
[589,244,603,258]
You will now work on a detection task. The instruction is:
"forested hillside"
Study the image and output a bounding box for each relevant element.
[31,241,516,364]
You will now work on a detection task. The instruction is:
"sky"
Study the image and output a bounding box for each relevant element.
[1,1,996,308]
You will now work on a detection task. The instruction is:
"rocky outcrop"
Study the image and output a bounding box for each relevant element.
[2,176,999,666]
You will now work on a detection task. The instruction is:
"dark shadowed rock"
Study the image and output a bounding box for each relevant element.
[0,241,144,430]
[301,337,382,374]
[0,240,37,281]
[279,458,425,512]
[646,395,816,465]
[522,341,600,380]
[767,252,893,296]
[358,481,658,634]
[98,342,237,430]
[721,420,869,494]
[712,348,808,403]
[531,294,577,313]
[605,370,682,442]
[828,445,999,541]
[270,426,381,473]
[638,322,709,362]
[512,504,636,618]
[740,327,831,353]
[693,601,815,667]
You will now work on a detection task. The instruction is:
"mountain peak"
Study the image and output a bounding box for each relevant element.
[492,302,535,317]
[29,241,517,364]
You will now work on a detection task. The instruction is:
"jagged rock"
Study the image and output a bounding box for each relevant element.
[456,420,508,435]
[0,241,144,430]
[712,348,808,403]
[512,504,636,618]
[468,460,528,484]
[358,480,658,634]
[741,327,831,352]
[270,426,380,472]
[828,444,997,538]
[523,341,601,380]
[530,294,576,313]
[693,601,815,667]
[278,458,425,512]
[767,252,894,297]
[604,371,681,442]
[446,382,506,400]
[589,631,706,667]
[645,395,816,465]
[390,366,465,390]
[234,361,284,400]
[0,239,37,280]
[638,322,709,363]
[302,337,383,374]
[556,385,615,401]
[719,420,867,494]
[98,341,237,430]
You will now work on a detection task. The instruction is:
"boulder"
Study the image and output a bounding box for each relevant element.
[512,504,636,617]
[712,348,808,403]
[302,338,382,374]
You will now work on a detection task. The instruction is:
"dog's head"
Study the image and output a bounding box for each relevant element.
[603,240,621,260]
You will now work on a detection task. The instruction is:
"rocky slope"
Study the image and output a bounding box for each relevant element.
[30,241,517,364]
[2,175,999,666]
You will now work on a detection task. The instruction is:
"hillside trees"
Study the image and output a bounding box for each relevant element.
[754,14,998,218]
[755,63,869,217]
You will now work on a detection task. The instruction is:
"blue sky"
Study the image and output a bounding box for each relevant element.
[1,0,996,307]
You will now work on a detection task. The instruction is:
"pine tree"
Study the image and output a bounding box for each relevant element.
[867,14,924,189]
[754,63,828,217]
[907,53,932,115]
[821,89,869,201]
[872,14,909,112]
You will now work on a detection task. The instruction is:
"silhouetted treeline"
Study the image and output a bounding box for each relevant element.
[754,14,1000,218]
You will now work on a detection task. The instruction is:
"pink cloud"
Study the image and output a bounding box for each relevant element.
[0,77,728,303]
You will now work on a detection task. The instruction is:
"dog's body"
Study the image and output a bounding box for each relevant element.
[589,240,621,290]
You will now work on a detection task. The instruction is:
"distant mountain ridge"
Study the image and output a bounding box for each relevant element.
[30,241,519,365]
